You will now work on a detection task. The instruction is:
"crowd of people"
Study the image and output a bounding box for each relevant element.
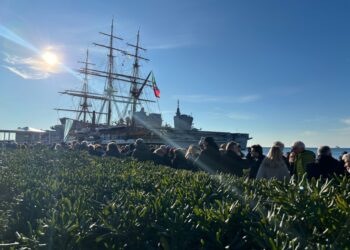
[2,137,350,181]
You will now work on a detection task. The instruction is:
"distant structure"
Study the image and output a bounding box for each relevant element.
[0,127,61,144]
[174,100,193,130]
[134,107,162,128]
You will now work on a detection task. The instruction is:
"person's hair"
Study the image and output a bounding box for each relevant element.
[185,144,200,159]
[226,141,238,151]
[293,141,305,150]
[154,148,166,156]
[204,137,219,151]
[135,138,144,146]
[342,153,350,162]
[273,141,285,149]
[107,142,119,152]
[174,148,186,158]
[267,146,283,162]
[251,144,263,155]
[317,146,331,156]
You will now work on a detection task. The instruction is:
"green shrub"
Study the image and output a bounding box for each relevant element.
[0,149,349,249]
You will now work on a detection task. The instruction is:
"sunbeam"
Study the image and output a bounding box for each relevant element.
[0,25,80,80]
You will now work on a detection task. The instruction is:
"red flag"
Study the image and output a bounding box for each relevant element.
[153,87,160,98]
[152,74,160,98]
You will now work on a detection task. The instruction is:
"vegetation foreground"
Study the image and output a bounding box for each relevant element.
[1,150,350,249]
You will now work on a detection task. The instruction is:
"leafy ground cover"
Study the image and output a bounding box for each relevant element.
[0,149,350,249]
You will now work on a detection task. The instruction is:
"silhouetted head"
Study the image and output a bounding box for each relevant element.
[107,142,119,152]
[251,144,263,158]
[292,141,305,153]
[273,141,285,152]
[185,144,200,159]
[317,146,331,157]
[203,137,218,151]
[226,141,240,155]
[267,146,284,162]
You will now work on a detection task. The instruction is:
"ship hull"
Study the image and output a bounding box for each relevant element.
[97,126,250,150]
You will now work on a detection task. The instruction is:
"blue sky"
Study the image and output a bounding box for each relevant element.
[1,0,350,147]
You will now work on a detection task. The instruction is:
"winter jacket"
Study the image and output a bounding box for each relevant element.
[172,156,191,170]
[105,150,123,158]
[306,155,344,179]
[221,151,249,177]
[256,158,290,181]
[248,155,265,178]
[194,147,222,173]
[132,144,152,162]
[294,150,315,177]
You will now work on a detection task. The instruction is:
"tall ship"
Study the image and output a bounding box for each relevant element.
[54,20,251,149]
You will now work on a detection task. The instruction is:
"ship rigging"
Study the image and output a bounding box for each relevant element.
[55,19,159,127]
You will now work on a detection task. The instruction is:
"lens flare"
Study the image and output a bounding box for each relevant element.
[42,51,58,66]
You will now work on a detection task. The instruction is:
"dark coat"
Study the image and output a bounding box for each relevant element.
[221,151,248,177]
[248,155,265,178]
[152,154,171,166]
[306,155,344,179]
[194,147,222,173]
[283,156,293,175]
[172,156,191,170]
[132,144,152,162]
[105,150,123,158]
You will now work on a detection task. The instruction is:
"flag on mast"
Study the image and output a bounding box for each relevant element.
[152,73,160,98]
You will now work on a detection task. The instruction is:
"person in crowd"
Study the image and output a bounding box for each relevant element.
[93,144,105,157]
[185,144,200,170]
[248,144,265,178]
[292,141,315,178]
[342,153,350,176]
[256,146,290,181]
[172,148,191,170]
[153,146,171,166]
[306,146,344,179]
[194,137,222,173]
[54,143,62,151]
[124,143,135,157]
[246,147,252,161]
[79,141,89,151]
[88,144,95,155]
[105,142,123,158]
[339,151,348,162]
[287,150,296,172]
[273,141,292,174]
[237,144,245,158]
[219,143,227,156]
[132,138,152,161]
[221,141,248,176]
[72,141,80,150]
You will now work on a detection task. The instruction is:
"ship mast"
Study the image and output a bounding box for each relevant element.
[127,30,149,126]
[55,49,108,121]
[79,49,92,122]
[77,20,155,126]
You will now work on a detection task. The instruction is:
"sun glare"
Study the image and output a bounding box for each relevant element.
[42,51,58,66]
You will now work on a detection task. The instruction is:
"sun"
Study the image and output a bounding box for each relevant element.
[42,51,58,66]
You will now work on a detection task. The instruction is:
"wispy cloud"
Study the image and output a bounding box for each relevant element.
[2,53,61,80]
[4,66,49,80]
[236,94,261,103]
[341,118,350,126]
[173,94,261,104]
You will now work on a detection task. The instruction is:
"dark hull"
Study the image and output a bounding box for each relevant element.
[96,126,250,150]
